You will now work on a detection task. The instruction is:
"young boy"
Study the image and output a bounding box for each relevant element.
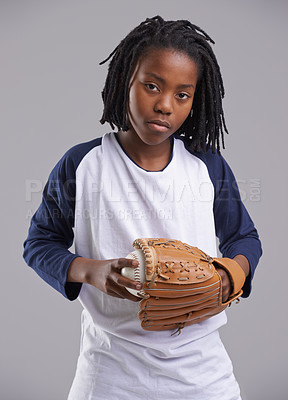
[23,16,262,399]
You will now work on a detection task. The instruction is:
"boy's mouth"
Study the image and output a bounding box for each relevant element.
[147,119,171,131]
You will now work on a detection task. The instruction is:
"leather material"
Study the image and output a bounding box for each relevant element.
[133,238,246,333]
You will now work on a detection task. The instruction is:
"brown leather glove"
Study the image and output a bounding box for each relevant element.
[133,238,246,334]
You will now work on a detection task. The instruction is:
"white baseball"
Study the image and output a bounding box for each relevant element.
[121,249,146,297]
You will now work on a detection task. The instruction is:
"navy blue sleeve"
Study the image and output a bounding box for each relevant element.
[193,149,262,297]
[23,138,102,300]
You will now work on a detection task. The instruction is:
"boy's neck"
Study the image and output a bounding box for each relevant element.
[116,130,172,172]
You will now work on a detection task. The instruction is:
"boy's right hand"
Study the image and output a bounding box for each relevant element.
[67,257,142,302]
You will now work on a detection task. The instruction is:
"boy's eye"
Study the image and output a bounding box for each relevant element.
[177,92,190,100]
[145,83,159,91]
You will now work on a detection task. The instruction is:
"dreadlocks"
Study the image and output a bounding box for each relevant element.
[99,15,228,154]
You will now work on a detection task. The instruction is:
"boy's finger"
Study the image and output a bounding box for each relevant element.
[117,257,139,269]
[109,280,140,302]
[115,273,142,291]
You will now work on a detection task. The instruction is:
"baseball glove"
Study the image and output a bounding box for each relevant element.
[132,238,246,334]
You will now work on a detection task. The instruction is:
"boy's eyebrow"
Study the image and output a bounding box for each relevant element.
[144,72,195,89]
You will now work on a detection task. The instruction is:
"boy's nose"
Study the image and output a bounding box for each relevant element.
[154,95,173,115]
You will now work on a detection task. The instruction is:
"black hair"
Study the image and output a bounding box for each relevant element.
[99,15,228,154]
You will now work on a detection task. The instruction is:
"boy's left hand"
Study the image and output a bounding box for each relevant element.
[216,268,231,303]
[217,255,250,302]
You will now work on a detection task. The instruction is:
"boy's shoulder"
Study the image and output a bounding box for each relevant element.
[50,136,104,179]
[174,135,227,175]
[63,136,103,164]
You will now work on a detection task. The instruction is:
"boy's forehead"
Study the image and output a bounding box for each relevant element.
[132,48,198,83]
[139,47,190,64]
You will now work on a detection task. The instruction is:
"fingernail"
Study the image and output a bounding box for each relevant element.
[132,260,139,266]
[136,284,142,290]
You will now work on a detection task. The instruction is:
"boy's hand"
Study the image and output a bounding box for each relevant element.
[67,257,142,302]
[216,255,249,303]
[215,268,231,303]
[86,258,142,301]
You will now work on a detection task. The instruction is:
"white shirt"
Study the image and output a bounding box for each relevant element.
[68,133,240,399]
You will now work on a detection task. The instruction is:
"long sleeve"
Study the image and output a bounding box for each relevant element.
[207,154,262,297]
[215,158,262,295]
[23,138,102,300]
[188,145,262,297]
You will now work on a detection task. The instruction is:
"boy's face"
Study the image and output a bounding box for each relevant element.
[126,47,198,146]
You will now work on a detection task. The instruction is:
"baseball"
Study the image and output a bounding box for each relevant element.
[121,249,146,297]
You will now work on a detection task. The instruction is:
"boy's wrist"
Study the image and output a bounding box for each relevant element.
[67,257,96,284]
[232,254,250,278]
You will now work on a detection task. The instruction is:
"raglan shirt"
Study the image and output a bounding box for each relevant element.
[23,132,262,399]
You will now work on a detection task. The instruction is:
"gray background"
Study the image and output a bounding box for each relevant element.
[1,0,287,399]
